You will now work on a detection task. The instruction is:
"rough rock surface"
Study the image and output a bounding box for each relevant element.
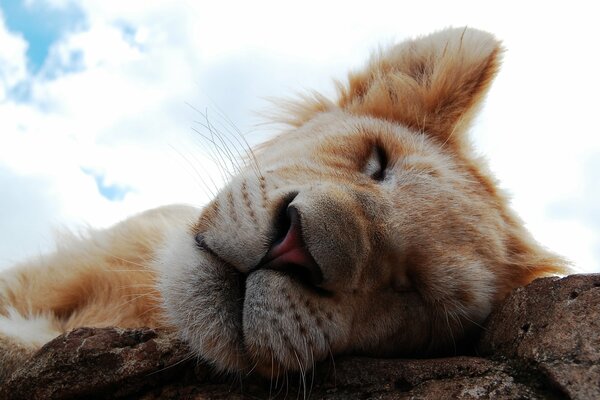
[1,274,598,399]
[480,274,600,400]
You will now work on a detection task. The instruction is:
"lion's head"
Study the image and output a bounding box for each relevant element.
[157,28,566,376]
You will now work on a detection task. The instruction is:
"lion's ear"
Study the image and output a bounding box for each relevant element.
[338,27,503,148]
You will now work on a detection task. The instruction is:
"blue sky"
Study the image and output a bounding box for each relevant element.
[0,0,598,272]
[0,0,84,71]
[0,0,133,203]
[81,167,131,201]
[1,0,130,202]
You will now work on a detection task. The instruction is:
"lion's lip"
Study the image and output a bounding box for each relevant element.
[259,206,323,286]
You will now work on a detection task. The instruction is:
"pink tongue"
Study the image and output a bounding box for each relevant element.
[265,223,313,266]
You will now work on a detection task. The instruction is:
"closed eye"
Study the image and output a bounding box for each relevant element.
[363,145,388,181]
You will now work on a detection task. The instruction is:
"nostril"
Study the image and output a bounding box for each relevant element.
[273,192,298,244]
[260,199,324,288]
[287,205,300,227]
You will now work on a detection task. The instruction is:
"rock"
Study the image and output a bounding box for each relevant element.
[479,273,600,400]
[139,357,541,400]
[2,274,598,399]
[308,357,543,399]
[0,327,194,400]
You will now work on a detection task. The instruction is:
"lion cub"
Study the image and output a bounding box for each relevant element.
[0,27,566,380]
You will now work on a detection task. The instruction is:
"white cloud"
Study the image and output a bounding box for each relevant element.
[0,9,28,101]
[0,0,599,273]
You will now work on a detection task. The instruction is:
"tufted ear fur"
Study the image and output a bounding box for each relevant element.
[338,27,502,149]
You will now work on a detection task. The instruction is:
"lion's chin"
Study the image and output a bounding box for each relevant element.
[177,270,283,376]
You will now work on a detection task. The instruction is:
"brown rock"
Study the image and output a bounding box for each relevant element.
[0,327,194,400]
[480,273,600,399]
[309,356,542,400]
[138,356,542,400]
[2,274,598,399]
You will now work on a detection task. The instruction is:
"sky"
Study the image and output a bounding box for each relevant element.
[0,0,598,273]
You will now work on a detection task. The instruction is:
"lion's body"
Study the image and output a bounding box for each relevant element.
[0,206,197,379]
[0,28,566,381]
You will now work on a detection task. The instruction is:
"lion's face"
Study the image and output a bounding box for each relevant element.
[157,28,565,376]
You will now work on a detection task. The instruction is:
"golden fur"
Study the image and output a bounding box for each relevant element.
[0,28,566,381]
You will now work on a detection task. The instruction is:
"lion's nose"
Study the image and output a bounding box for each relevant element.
[259,205,324,287]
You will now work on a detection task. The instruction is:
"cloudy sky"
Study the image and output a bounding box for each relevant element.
[0,0,598,273]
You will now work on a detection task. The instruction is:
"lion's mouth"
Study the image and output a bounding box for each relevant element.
[195,204,323,290]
